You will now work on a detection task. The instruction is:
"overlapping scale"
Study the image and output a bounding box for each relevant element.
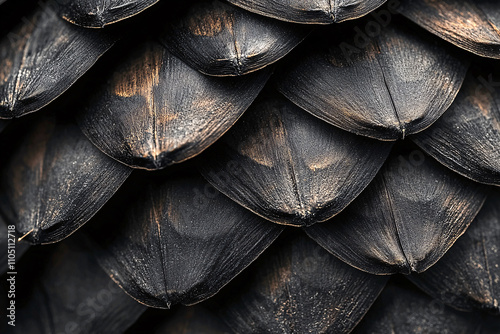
[8,238,147,334]
[89,172,283,308]
[58,0,159,28]
[227,0,388,24]
[217,232,388,334]
[0,4,116,118]
[306,146,489,274]
[353,281,485,334]
[398,0,500,59]
[409,190,500,314]
[413,63,500,186]
[77,40,270,170]
[160,0,308,76]
[0,0,498,331]
[200,96,393,227]
[0,113,132,244]
[278,18,468,140]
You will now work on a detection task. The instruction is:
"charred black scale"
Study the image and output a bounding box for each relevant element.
[0,0,499,332]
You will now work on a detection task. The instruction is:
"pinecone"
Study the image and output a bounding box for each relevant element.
[0,0,499,333]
